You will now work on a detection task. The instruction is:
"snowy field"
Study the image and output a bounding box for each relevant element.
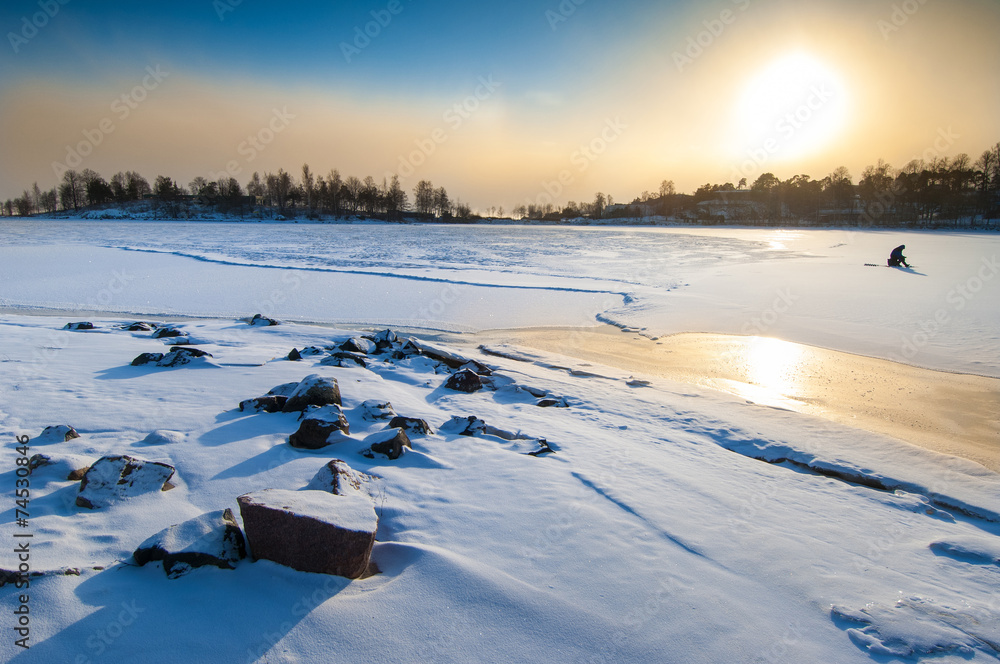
[1,220,998,663]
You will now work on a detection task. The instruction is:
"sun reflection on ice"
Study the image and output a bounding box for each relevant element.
[710,336,810,410]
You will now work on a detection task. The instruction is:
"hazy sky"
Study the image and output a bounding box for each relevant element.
[1,0,998,211]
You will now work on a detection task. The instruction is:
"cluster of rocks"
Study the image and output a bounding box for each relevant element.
[30,420,380,580]
[239,373,429,460]
[131,346,215,367]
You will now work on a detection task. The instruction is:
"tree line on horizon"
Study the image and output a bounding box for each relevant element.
[3,141,999,226]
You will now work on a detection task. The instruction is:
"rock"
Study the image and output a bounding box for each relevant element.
[289,406,350,449]
[364,428,411,460]
[35,425,81,444]
[131,347,213,368]
[282,374,342,412]
[340,337,376,355]
[28,453,92,481]
[248,313,280,326]
[445,370,483,393]
[133,509,247,579]
[76,455,176,509]
[404,338,492,374]
[157,347,213,367]
[320,352,367,368]
[305,459,368,497]
[360,400,396,421]
[537,397,569,408]
[372,329,397,349]
[63,322,95,330]
[122,321,156,332]
[287,348,302,361]
[136,430,186,446]
[153,327,183,339]
[131,352,165,366]
[238,489,378,579]
[388,416,434,435]
[239,395,288,413]
[266,381,301,397]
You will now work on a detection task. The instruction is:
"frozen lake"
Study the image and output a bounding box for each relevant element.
[1,220,998,376]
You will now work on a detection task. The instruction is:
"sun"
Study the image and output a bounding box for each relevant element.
[732,52,851,164]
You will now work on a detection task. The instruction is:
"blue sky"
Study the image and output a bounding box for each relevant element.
[2,0,998,209]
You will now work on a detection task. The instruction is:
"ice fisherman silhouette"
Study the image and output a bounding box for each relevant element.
[888,245,910,268]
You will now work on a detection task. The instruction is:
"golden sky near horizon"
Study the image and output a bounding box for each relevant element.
[0,0,997,211]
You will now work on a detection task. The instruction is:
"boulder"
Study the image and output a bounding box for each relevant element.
[305,459,368,497]
[282,374,342,412]
[248,313,280,326]
[122,321,156,332]
[239,395,288,413]
[63,322,95,331]
[445,370,483,393]
[289,406,350,449]
[360,400,396,421]
[238,489,378,579]
[388,416,434,436]
[287,347,303,361]
[364,428,411,460]
[76,455,176,509]
[35,425,81,444]
[28,453,92,481]
[133,509,247,579]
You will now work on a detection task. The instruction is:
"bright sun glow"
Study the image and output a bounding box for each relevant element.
[732,52,851,164]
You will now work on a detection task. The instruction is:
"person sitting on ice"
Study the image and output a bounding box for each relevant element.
[888,244,910,268]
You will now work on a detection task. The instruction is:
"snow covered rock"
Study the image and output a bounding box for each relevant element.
[305,459,368,497]
[247,313,280,326]
[136,430,187,446]
[361,400,396,421]
[121,321,156,332]
[388,416,433,435]
[131,352,165,366]
[287,346,327,362]
[363,428,411,460]
[537,397,569,408]
[76,455,176,509]
[131,347,214,368]
[289,406,351,449]
[239,395,288,413]
[157,346,214,367]
[63,321,95,330]
[404,338,492,374]
[133,508,247,578]
[320,351,368,368]
[372,329,397,349]
[35,424,81,444]
[153,326,184,339]
[237,489,378,579]
[340,337,376,354]
[28,453,92,481]
[282,374,342,412]
[445,370,484,393]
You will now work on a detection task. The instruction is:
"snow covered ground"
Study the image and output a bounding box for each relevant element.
[1,221,998,663]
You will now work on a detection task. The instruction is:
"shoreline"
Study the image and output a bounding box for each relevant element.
[4,309,997,473]
[463,325,1000,474]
